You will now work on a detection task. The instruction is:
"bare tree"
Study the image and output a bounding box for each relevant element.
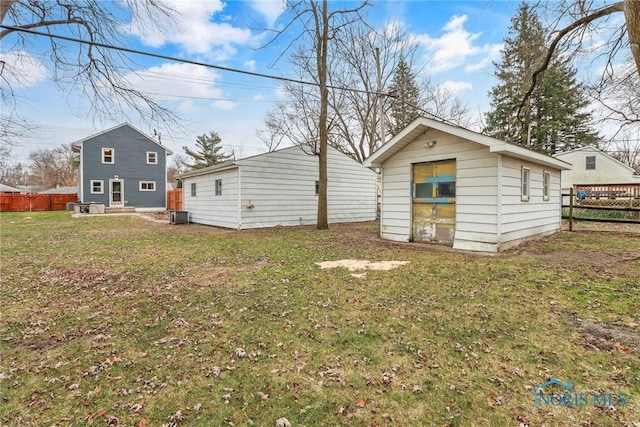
[263,0,371,229]
[258,19,473,163]
[518,1,639,133]
[604,130,640,173]
[28,143,77,189]
[0,0,179,143]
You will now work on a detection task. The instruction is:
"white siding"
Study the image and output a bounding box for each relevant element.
[498,156,561,249]
[238,146,377,229]
[183,168,239,228]
[380,129,499,245]
[555,147,640,189]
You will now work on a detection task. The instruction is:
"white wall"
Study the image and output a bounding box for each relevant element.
[556,147,640,189]
[380,129,499,246]
[238,146,377,229]
[496,156,562,251]
[379,129,563,252]
[182,168,239,228]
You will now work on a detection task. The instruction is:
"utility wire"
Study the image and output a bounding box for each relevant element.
[1,23,457,125]
[0,24,377,96]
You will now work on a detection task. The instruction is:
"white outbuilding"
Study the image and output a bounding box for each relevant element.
[179,145,378,229]
[364,117,571,252]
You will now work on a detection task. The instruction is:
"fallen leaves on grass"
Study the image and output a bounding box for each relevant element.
[614,341,633,354]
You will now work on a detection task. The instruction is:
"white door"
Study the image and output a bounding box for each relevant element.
[109,179,124,207]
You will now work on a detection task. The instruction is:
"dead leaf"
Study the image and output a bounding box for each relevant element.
[356,398,365,408]
[487,397,495,408]
[89,408,108,419]
[614,342,633,354]
[137,418,150,427]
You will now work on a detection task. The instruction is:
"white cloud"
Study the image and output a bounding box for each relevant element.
[128,0,252,58]
[244,60,256,71]
[413,14,502,74]
[465,43,502,72]
[249,0,285,27]
[122,62,236,112]
[0,51,47,89]
[440,81,473,96]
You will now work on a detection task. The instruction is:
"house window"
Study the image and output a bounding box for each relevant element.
[190,183,197,197]
[315,180,319,195]
[102,148,114,164]
[521,167,530,202]
[147,151,158,164]
[543,171,551,201]
[215,179,222,196]
[586,156,596,170]
[139,181,156,191]
[90,180,104,194]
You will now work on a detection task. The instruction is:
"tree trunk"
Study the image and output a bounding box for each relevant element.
[625,0,640,77]
[316,0,329,230]
[0,0,16,24]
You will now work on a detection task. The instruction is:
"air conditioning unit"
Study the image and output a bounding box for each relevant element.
[170,210,189,224]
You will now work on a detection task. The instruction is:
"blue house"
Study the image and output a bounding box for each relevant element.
[72,123,172,211]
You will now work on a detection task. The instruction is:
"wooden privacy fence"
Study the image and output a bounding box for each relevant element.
[0,193,78,212]
[167,188,183,211]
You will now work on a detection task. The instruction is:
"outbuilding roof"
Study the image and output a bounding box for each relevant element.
[365,117,571,171]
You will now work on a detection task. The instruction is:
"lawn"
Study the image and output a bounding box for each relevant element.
[1,212,638,426]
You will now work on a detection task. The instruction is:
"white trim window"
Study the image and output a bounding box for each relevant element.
[91,180,104,194]
[586,155,596,170]
[102,148,114,164]
[542,171,551,201]
[190,183,197,197]
[521,167,530,202]
[215,179,222,196]
[146,151,158,164]
[139,181,156,191]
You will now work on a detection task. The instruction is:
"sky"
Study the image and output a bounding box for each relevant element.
[0,0,613,167]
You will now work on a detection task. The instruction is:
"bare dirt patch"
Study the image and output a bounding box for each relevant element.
[576,319,640,353]
[316,259,409,271]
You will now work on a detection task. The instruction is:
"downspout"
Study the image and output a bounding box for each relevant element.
[379,167,384,237]
[237,167,242,230]
[496,154,503,251]
[79,148,84,202]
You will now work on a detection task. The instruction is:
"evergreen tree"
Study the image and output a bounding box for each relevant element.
[388,56,421,136]
[484,2,598,154]
[183,131,232,169]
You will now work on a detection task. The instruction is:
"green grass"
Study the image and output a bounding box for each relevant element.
[1,211,639,426]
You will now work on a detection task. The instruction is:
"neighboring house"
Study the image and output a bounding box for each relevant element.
[0,184,21,193]
[38,186,78,195]
[364,117,571,252]
[553,146,640,191]
[72,123,172,210]
[179,145,378,229]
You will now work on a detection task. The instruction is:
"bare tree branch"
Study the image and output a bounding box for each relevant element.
[516,2,625,123]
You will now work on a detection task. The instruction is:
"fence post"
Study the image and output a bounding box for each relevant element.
[569,187,574,232]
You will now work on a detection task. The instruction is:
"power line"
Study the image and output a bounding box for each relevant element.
[1,24,463,127]
[0,24,377,97]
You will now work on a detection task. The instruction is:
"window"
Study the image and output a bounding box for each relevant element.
[586,156,596,170]
[315,180,319,195]
[90,180,103,194]
[215,179,222,196]
[139,181,156,191]
[543,171,551,201]
[190,183,197,197]
[521,167,530,201]
[102,148,114,164]
[147,151,158,164]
